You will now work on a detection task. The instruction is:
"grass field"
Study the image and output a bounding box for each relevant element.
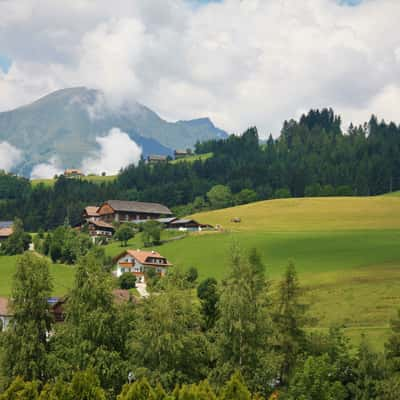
[0,255,75,297]
[31,174,117,187]
[1,196,400,349]
[170,152,213,164]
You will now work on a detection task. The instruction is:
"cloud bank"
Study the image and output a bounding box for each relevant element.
[0,141,22,171]
[1,0,400,136]
[81,128,142,175]
[30,157,64,179]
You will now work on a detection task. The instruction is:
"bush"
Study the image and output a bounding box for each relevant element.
[118,273,137,290]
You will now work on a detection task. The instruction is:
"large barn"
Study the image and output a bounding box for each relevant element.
[97,200,173,223]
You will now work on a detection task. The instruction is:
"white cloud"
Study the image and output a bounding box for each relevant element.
[81,128,142,175]
[30,156,63,179]
[0,141,22,171]
[0,0,400,136]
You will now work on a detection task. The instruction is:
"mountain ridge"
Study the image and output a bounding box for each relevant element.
[0,87,227,176]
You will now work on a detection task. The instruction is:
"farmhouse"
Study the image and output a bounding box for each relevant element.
[166,218,213,231]
[0,297,11,331]
[147,154,168,164]
[64,169,84,178]
[114,249,173,282]
[82,206,100,222]
[87,220,115,240]
[0,221,13,242]
[174,149,192,159]
[97,200,173,223]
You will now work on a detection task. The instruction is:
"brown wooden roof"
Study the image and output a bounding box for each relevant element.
[84,206,100,217]
[102,200,172,215]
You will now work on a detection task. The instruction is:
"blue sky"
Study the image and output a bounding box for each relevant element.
[0,54,12,73]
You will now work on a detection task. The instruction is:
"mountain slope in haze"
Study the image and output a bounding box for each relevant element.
[0,87,227,176]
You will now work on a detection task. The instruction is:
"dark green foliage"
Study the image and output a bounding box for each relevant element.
[45,226,92,264]
[1,218,31,255]
[273,262,307,384]
[385,309,400,373]
[219,372,251,400]
[118,273,137,290]
[286,354,347,400]
[185,267,198,284]
[1,253,53,381]
[115,224,135,247]
[197,278,219,330]
[207,185,233,210]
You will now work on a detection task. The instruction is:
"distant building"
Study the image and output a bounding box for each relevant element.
[0,221,13,242]
[97,200,173,223]
[147,154,168,164]
[166,218,213,231]
[64,169,84,178]
[114,249,173,282]
[174,149,192,159]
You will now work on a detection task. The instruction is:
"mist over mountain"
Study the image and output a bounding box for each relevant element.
[0,87,227,176]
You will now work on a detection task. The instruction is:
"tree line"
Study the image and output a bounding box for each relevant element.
[1,248,400,399]
[1,108,400,231]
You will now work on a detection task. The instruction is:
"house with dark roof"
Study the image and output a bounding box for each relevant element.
[97,200,173,224]
[174,149,192,159]
[114,249,173,283]
[88,220,115,240]
[147,154,168,164]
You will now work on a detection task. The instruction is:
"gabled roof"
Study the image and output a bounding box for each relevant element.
[148,154,168,161]
[84,206,100,217]
[90,220,115,230]
[117,249,173,267]
[102,200,172,216]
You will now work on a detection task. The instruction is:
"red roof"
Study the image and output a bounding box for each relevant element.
[118,249,173,267]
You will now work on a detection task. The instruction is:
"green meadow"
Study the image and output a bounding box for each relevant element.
[1,195,400,349]
[0,255,74,298]
[31,174,117,188]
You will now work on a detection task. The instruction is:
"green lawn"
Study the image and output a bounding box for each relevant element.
[0,254,75,297]
[170,152,213,164]
[31,174,117,187]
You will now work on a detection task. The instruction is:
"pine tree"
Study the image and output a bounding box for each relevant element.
[273,261,307,384]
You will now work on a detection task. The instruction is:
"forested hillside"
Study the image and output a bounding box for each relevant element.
[1,108,400,231]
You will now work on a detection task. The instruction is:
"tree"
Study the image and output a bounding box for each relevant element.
[234,189,258,205]
[119,273,137,290]
[220,372,251,400]
[385,309,400,373]
[129,281,210,389]
[1,253,53,381]
[273,188,291,199]
[214,246,277,395]
[70,370,106,400]
[115,224,135,247]
[197,278,219,330]
[207,185,233,209]
[1,218,31,255]
[117,378,157,400]
[0,376,40,400]
[141,220,162,246]
[185,267,198,285]
[273,261,307,384]
[50,253,130,394]
[286,355,347,400]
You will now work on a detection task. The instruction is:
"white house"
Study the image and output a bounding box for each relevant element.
[114,249,173,282]
[0,297,11,331]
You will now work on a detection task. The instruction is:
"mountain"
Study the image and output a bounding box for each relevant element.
[0,87,227,176]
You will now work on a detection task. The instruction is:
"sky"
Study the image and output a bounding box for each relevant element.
[0,0,400,137]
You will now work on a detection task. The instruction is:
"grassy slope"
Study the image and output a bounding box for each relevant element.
[170,152,213,164]
[151,196,400,350]
[0,255,75,297]
[31,174,117,187]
